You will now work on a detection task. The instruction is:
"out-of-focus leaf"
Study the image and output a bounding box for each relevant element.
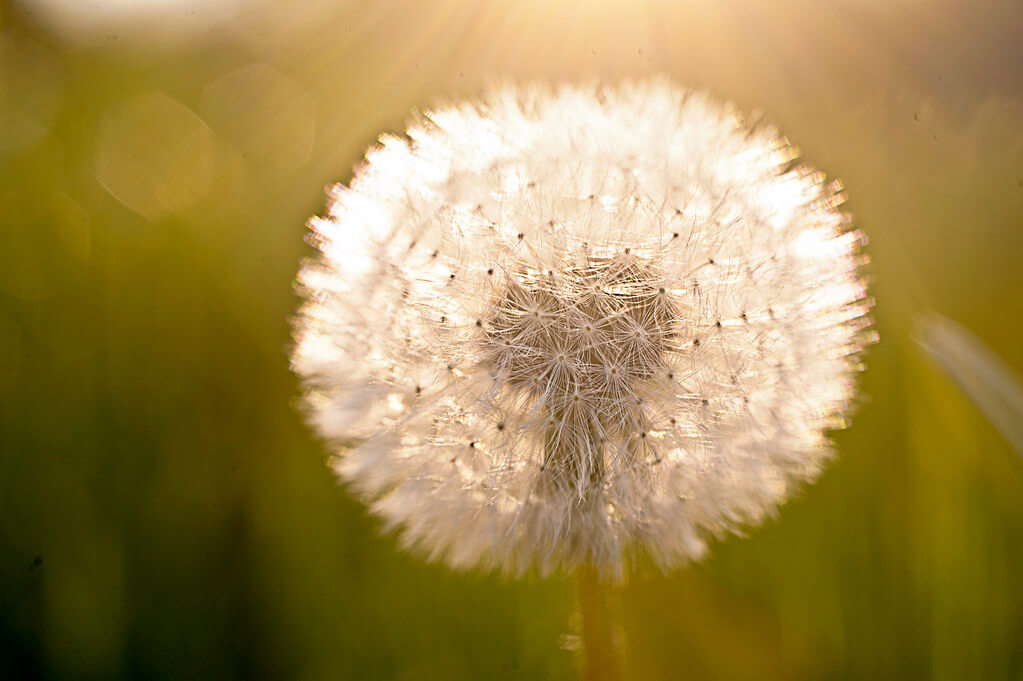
[915,313,1023,456]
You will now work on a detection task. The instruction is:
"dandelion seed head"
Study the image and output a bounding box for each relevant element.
[292,80,874,578]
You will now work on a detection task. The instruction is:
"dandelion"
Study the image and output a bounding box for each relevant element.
[291,80,874,580]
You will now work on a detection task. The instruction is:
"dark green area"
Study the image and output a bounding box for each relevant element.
[2,0,1022,678]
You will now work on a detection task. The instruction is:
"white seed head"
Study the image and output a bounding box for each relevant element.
[291,80,875,579]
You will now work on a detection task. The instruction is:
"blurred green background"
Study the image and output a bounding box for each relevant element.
[2,0,1022,679]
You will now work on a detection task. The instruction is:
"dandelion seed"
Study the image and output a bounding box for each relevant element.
[291,80,874,579]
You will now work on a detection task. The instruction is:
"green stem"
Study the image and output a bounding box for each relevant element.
[577,564,623,681]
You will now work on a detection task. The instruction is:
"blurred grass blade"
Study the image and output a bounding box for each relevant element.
[914,313,1023,456]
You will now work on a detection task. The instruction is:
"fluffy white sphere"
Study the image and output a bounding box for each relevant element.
[291,80,874,578]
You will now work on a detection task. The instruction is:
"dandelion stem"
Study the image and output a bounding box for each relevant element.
[578,563,622,681]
